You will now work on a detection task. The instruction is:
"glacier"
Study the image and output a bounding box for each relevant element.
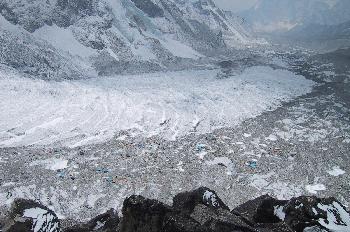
[0,65,314,147]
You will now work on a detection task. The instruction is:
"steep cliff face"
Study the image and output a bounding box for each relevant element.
[0,0,251,80]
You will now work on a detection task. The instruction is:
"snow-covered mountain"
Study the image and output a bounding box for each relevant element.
[0,0,251,80]
[242,0,350,33]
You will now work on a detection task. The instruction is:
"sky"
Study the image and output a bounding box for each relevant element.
[213,0,258,12]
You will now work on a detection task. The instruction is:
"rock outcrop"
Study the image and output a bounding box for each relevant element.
[2,199,60,232]
[1,187,349,232]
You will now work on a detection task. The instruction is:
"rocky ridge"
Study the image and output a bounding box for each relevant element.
[1,187,349,232]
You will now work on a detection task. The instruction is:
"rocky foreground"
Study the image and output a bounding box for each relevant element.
[1,187,349,232]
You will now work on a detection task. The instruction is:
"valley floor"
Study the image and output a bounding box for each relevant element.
[0,48,349,223]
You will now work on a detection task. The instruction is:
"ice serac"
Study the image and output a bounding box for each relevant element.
[0,0,251,80]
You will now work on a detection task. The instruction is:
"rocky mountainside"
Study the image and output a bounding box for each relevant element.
[0,0,251,80]
[1,187,350,232]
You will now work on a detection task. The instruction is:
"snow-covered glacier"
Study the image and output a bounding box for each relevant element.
[0,65,314,147]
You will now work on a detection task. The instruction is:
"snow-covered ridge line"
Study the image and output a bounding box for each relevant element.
[0,66,314,147]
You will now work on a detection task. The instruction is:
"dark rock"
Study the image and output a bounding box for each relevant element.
[232,195,293,231]
[232,195,288,224]
[64,209,119,232]
[2,188,350,232]
[54,0,95,27]
[283,196,322,231]
[162,213,211,232]
[89,40,105,50]
[118,195,173,232]
[190,204,257,232]
[56,0,94,14]
[232,195,271,222]
[255,222,294,232]
[172,187,229,214]
[0,2,18,25]
[283,196,350,232]
[130,0,164,18]
[119,190,258,232]
[254,197,288,224]
[2,198,60,232]
[218,60,235,69]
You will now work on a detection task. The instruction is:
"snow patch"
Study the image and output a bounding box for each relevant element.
[196,151,207,160]
[159,38,204,59]
[23,207,59,232]
[0,14,21,32]
[318,202,350,231]
[274,205,286,221]
[249,173,304,199]
[33,25,96,58]
[203,190,220,207]
[30,158,68,171]
[205,157,235,175]
[327,166,346,177]
[266,134,278,141]
[243,133,252,138]
[306,184,326,194]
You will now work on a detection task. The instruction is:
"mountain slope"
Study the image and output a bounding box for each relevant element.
[0,0,252,80]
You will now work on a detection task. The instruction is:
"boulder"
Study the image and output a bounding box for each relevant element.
[232,195,292,232]
[2,198,60,232]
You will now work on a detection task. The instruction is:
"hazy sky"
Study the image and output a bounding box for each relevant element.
[213,0,258,12]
